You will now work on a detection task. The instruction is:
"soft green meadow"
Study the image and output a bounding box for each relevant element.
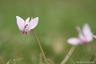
[0,0,96,64]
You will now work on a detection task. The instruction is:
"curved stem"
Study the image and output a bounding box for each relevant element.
[61,46,76,64]
[47,59,55,64]
[32,30,48,64]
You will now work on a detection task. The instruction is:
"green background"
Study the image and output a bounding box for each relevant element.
[0,0,96,64]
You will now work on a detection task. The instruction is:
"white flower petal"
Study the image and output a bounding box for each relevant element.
[23,26,29,34]
[76,26,85,41]
[93,35,96,38]
[16,16,24,31]
[67,38,81,45]
[76,26,82,33]
[25,17,30,25]
[29,17,39,31]
[82,23,93,42]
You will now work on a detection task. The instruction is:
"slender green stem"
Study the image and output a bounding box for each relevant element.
[6,60,11,64]
[47,59,55,64]
[32,30,48,64]
[61,46,76,64]
[67,54,76,64]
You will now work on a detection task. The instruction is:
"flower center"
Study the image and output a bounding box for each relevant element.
[24,24,28,29]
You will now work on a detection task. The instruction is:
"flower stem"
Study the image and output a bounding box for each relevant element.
[47,59,55,64]
[32,30,48,64]
[61,46,76,64]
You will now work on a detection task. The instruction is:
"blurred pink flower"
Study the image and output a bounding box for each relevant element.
[67,23,93,45]
[16,16,39,34]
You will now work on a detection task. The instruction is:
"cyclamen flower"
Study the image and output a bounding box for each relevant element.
[67,24,93,45]
[16,16,39,34]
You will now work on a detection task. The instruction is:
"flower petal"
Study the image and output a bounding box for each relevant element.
[23,26,29,34]
[93,35,96,38]
[29,17,39,31]
[16,16,24,31]
[76,26,85,41]
[76,26,82,33]
[82,23,93,42]
[67,38,81,45]
[25,17,30,25]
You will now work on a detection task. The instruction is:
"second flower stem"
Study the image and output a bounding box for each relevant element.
[32,30,48,64]
[61,45,76,64]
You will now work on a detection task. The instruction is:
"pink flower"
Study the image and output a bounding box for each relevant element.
[16,16,39,34]
[67,23,93,45]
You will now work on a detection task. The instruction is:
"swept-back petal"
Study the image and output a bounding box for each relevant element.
[76,26,82,34]
[67,38,81,45]
[16,16,24,31]
[82,23,93,42]
[93,35,96,38]
[76,26,85,41]
[29,17,39,31]
[25,17,30,25]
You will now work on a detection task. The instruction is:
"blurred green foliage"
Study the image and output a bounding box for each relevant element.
[0,0,96,64]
